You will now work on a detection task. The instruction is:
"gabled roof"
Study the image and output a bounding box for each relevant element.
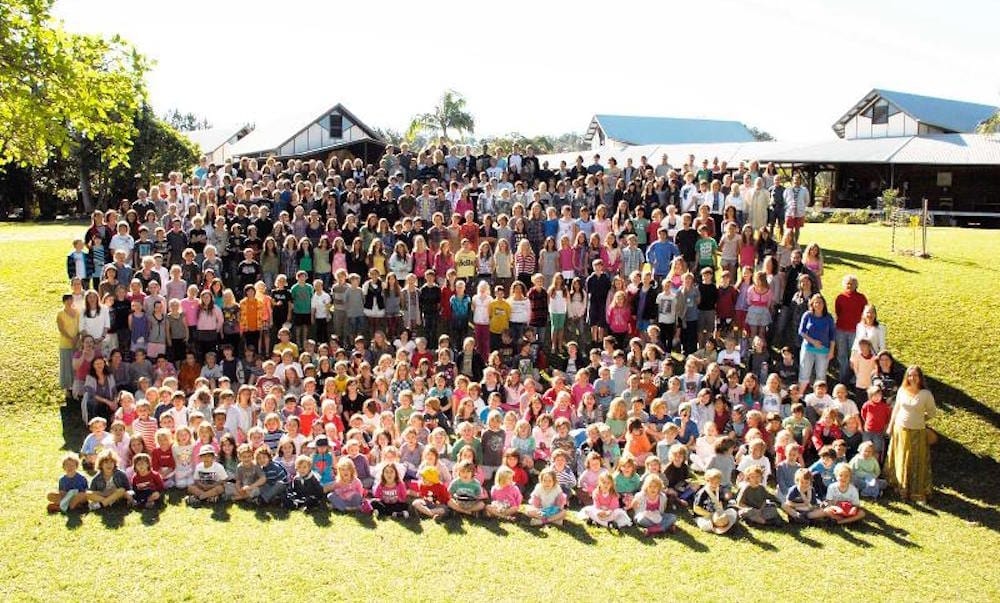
[832,88,998,138]
[184,124,253,155]
[228,102,384,157]
[586,114,755,145]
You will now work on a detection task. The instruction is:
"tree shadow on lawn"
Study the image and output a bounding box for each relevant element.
[925,376,1000,432]
[822,249,918,274]
[929,434,1000,532]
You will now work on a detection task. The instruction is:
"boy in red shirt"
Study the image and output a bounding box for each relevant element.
[860,385,891,462]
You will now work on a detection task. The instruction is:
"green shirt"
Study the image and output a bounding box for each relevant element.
[631,217,650,245]
[450,437,483,464]
[695,237,718,267]
[290,282,314,315]
[448,478,482,500]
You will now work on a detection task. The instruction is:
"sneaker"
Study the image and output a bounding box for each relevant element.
[552,517,564,526]
[401,510,409,520]
[530,518,544,527]
[646,525,664,536]
[60,489,78,513]
[88,501,102,511]
[360,499,373,514]
[185,495,201,507]
[371,508,380,520]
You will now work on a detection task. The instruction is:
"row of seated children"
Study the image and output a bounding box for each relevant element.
[54,418,880,534]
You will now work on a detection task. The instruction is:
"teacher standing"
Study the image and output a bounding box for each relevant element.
[885,365,937,502]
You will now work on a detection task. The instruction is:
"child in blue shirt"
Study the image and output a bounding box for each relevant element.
[311,437,335,486]
[809,445,838,498]
[46,453,90,513]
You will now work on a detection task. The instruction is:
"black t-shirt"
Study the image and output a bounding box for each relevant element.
[698,282,718,311]
[271,288,292,324]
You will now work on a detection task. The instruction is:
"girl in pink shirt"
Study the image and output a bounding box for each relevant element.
[486,466,523,520]
[579,471,632,528]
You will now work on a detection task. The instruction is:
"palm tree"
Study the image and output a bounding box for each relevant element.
[406,90,475,142]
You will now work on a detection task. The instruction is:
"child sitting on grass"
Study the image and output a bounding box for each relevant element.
[185,447,227,506]
[849,441,888,498]
[129,453,164,509]
[735,464,783,526]
[578,471,631,529]
[447,460,485,517]
[326,456,370,514]
[371,464,409,519]
[524,467,567,527]
[46,453,90,514]
[285,455,326,511]
[86,449,130,511]
[486,466,522,521]
[824,463,866,525]
[631,473,678,536]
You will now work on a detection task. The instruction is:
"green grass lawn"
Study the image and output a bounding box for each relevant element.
[0,222,997,601]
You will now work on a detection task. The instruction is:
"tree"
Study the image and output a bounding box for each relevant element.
[406,90,475,142]
[163,108,212,132]
[747,126,776,141]
[978,110,1000,134]
[0,0,148,214]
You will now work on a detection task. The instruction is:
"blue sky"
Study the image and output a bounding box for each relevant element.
[55,0,1000,142]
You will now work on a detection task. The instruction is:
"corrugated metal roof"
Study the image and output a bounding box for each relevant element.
[888,133,1000,165]
[183,125,249,154]
[876,89,997,134]
[588,114,755,145]
[538,134,1000,168]
[832,88,998,138]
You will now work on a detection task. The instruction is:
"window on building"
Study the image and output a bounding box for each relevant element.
[329,113,343,138]
[872,101,889,125]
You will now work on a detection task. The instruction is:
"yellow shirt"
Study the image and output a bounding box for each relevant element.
[272,341,299,358]
[57,309,79,349]
[454,249,478,279]
[488,299,512,334]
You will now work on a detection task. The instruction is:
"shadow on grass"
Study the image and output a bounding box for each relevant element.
[823,249,918,274]
[98,507,127,529]
[926,376,1000,431]
[929,433,1000,532]
[858,508,919,548]
[479,519,509,537]
[59,404,87,452]
[671,525,710,552]
[827,525,873,548]
[739,527,779,552]
[552,520,598,545]
[787,526,824,548]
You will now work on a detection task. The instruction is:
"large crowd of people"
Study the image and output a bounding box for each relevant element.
[49,144,938,534]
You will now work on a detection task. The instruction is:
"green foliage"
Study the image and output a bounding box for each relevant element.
[808,209,876,224]
[0,0,149,170]
[977,110,1000,134]
[105,105,200,200]
[406,90,475,142]
[479,132,587,154]
[747,125,776,141]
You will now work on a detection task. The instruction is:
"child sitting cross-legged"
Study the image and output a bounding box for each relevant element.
[284,455,326,511]
[631,473,678,536]
[578,470,632,529]
[735,464,783,526]
[185,447,227,507]
[46,453,90,514]
[370,463,410,519]
[524,467,568,527]
[485,466,523,521]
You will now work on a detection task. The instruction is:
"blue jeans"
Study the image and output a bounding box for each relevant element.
[835,329,855,382]
[799,346,829,386]
[635,512,677,531]
[328,491,362,511]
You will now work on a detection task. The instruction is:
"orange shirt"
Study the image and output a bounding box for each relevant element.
[239,297,264,332]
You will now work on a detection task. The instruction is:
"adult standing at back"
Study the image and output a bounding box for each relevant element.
[885,366,937,502]
[783,174,809,245]
[834,275,868,384]
[768,174,786,239]
[797,293,835,390]
[645,228,679,282]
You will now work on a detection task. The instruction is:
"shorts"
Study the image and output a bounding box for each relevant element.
[293,313,311,327]
[746,305,772,327]
[550,313,566,331]
[785,216,805,229]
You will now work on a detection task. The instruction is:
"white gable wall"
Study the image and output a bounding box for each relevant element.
[276,112,365,156]
[844,111,920,139]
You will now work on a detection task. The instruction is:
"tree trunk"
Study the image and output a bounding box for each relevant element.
[80,162,94,214]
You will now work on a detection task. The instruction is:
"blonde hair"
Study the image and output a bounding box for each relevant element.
[335,456,357,481]
[494,465,514,486]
